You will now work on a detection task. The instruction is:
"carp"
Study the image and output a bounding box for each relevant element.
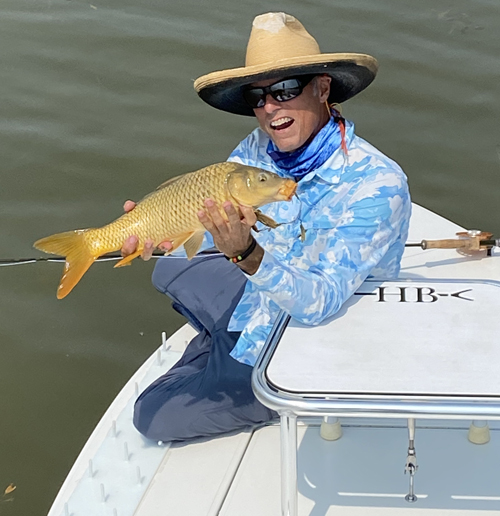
[34,162,297,299]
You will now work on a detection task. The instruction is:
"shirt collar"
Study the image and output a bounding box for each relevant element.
[296,120,355,186]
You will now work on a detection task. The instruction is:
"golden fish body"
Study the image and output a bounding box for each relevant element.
[34,162,297,299]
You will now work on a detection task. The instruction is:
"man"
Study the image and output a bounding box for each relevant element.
[127,12,411,441]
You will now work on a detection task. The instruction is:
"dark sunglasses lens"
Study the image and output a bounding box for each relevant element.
[243,88,266,108]
[244,77,311,108]
[273,87,301,102]
[270,79,302,102]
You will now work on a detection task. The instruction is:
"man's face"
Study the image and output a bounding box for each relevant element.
[252,75,332,153]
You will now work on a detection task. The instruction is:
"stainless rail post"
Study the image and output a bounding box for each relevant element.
[404,418,418,502]
[281,413,298,516]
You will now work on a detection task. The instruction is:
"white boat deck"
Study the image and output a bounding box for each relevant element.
[48,204,500,516]
[133,418,500,516]
[222,422,500,515]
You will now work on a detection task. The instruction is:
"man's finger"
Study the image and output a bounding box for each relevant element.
[122,235,138,257]
[141,239,155,261]
[223,201,241,228]
[197,209,217,234]
[204,199,227,231]
[123,200,136,213]
[158,240,174,253]
[240,204,257,226]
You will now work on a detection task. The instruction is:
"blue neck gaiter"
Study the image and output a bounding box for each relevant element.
[266,116,342,180]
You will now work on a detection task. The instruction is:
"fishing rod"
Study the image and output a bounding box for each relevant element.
[0,249,224,268]
[405,230,499,253]
[0,230,497,268]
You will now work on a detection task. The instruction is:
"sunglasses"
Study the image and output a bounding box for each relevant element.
[243,75,315,109]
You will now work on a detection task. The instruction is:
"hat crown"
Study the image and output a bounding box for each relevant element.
[245,13,321,68]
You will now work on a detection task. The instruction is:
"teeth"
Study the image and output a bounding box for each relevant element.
[270,117,293,128]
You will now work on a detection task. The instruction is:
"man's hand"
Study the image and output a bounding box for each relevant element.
[120,200,173,261]
[197,199,255,257]
[197,199,263,274]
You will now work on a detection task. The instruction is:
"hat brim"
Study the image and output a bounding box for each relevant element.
[194,53,378,116]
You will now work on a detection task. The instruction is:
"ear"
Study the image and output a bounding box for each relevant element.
[316,75,332,103]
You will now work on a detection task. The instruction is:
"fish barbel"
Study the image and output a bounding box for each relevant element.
[34,162,297,299]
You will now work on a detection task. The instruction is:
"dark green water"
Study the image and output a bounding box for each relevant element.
[0,0,499,513]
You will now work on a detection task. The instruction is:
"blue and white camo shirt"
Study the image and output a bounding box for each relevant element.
[225,120,412,366]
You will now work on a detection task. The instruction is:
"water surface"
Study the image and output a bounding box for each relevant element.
[0,0,499,513]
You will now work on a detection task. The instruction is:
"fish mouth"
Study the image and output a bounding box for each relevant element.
[278,180,297,201]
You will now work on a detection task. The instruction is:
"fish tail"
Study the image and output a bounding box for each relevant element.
[34,230,96,299]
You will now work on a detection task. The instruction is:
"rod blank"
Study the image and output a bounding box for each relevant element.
[0,249,223,268]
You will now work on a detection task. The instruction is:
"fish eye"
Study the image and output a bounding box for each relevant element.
[258,173,268,182]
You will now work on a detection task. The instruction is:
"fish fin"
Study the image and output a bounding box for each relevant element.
[254,209,280,229]
[158,231,202,260]
[183,232,205,260]
[138,174,186,204]
[113,249,143,268]
[155,174,185,191]
[34,230,96,299]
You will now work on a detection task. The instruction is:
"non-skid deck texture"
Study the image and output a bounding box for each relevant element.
[47,326,197,516]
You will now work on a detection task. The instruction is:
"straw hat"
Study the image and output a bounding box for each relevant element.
[194,12,378,117]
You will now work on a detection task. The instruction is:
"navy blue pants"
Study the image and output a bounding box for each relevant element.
[133,255,276,442]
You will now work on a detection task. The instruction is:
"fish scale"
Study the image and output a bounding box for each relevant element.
[34,162,297,298]
[86,165,228,251]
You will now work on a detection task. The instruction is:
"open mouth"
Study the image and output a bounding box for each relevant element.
[270,117,294,131]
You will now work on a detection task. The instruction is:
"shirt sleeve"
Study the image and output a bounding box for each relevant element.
[245,172,410,325]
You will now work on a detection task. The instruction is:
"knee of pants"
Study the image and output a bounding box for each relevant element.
[133,386,175,441]
[132,393,200,442]
[132,382,277,443]
[132,379,204,442]
[133,393,149,438]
